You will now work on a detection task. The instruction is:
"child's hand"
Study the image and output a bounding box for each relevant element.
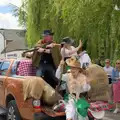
[59,60,65,67]
[78,40,82,48]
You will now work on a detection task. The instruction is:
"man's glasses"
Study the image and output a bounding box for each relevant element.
[116,63,120,64]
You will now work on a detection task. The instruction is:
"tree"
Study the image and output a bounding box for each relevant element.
[17,0,120,62]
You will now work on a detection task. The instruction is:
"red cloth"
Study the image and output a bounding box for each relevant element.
[113,81,120,103]
[90,101,114,112]
[54,101,114,113]
[17,60,36,76]
[41,37,53,44]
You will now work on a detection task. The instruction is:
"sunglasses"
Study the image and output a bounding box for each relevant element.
[116,63,120,64]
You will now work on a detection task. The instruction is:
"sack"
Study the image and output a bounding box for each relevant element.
[23,76,62,105]
[86,64,109,101]
[23,76,45,100]
[42,82,62,105]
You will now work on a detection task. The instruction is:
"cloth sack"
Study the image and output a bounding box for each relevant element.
[23,76,45,100]
[86,64,109,101]
[42,82,62,105]
[23,76,62,105]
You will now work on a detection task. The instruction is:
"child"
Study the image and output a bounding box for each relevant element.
[56,56,91,120]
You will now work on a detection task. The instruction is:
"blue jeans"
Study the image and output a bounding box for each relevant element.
[36,63,58,88]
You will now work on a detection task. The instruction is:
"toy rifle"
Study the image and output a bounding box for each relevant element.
[22,43,61,57]
[22,47,38,57]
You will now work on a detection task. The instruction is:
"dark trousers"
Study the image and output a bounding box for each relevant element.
[36,63,58,88]
[109,78,112,84]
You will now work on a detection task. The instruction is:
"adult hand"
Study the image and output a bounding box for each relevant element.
[37,48,45,53]
[44,49,51,53]
[46,43,55,48]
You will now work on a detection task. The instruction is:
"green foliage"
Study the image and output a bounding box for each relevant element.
[19,0,120,62]
[18,0,28,27]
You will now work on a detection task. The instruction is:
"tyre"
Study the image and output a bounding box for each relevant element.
[7,100,22,120]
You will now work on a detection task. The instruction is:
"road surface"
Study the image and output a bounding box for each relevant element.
[0,111,119,120]
[103,111,120,120]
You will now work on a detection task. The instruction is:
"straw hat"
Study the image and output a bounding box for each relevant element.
[66,56,81,69]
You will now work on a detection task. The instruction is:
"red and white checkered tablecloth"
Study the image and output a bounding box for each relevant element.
[90,101,114,112]
[17,60,36,76]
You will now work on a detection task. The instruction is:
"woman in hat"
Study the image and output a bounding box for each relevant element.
[61,37,82,60]
[55,56,91,120]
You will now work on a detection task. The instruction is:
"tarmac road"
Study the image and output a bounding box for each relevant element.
[0,111,119,120]
[103,111,120,120]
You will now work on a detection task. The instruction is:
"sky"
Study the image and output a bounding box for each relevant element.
[0,0,22,29]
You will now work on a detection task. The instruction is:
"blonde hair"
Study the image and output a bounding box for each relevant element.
[116,59,120,63]
[105,59,110,63]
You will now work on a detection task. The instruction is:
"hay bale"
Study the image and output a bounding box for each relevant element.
[86,64,109,101]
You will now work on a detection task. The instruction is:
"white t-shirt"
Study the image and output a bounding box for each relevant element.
[103,66,113,78]
[78,51,91,68]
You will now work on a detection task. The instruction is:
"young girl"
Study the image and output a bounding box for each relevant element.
[56,57,91,120]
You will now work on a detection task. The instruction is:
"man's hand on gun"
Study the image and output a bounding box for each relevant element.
[37,48,45,53]
[37,47,51,53]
